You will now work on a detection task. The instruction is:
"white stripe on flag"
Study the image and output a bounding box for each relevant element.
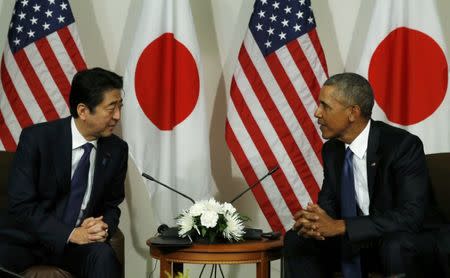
[244,34,323,190]
[47,31,78,83]
[68,23,86,63]
[4,47,45,123]
[273,50,323,183]
[298,34,328,86]
[234,61,313,207]
[0,86,21,143]
[23,44,68,118]
[227,100,294,229]
[276,45,322,138]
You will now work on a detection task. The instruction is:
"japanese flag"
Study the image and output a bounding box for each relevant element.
[121,0,215,224]
[347,0,449,153]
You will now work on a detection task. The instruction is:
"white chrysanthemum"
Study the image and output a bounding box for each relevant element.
[176,213,194,237]
[220,202,236,214]
[190,200,207,217]
[200,210,219,228]
[205,198,222,213]
[223,213,245,241]
[193,224,200,235]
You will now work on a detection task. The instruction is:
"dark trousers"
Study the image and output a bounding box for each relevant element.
[0,239,121,278]
[283,230,447,278]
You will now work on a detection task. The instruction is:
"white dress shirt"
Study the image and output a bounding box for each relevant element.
[70,118,97,226]
[346,121,371,216]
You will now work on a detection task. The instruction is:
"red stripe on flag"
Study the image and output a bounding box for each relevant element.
[1,58,33,128]
[35,38,71,106]
[225,120,285,232]
[14,50,59,121]
[308,29,328,77]
[0,110,17,151]
[230,77,301,215]
[287,39,322,102]
[265,52,323,165]
[239,47,321,200]
[57,27,87,71]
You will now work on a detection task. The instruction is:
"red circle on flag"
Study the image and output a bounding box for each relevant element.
[135,33,200,130]
[368,27,448,125]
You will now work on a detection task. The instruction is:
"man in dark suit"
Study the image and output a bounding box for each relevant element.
[0,68,127,278]
[284,73,444,277]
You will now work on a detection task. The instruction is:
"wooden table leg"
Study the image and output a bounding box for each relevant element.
[173,262,183,276]
[256,257,270,278]
[160,257,171,278]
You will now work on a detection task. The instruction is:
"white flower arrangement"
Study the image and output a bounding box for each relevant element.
[176,198,247,242]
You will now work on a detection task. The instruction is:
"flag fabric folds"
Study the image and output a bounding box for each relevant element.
[225,0,328,232]
[348,0,449,154]
[122,0,214,224]
[0,0,86,151]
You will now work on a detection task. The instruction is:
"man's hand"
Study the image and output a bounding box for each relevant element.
[69,216,109,244]
[305,204,346,238]
[292,203,346,240]
[292,205,323,240]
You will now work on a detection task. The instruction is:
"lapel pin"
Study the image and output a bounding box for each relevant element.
[370,162,376,167]
[102,153,111,166]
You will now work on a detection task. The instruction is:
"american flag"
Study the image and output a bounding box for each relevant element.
[0,0,86,151]
[225,0,328,232]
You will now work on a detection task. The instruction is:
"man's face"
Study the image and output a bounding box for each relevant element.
[82,89,123,139]
[314,85,353,141]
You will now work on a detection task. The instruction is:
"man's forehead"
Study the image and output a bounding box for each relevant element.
[100,89,122,105]
[319,85,336,99]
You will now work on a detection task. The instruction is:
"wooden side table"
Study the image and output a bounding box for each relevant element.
[147,237,283,278]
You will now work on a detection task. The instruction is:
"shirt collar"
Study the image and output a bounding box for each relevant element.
[346,120,371,159]
[71,117,98,150]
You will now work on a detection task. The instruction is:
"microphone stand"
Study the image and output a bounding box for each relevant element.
[229,166,279,204]
[142,173,196,204]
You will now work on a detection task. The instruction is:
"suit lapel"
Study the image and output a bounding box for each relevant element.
[87,138,111,212]
[54,117,72,193]
[334,141,345,202]
[366,120,381,199]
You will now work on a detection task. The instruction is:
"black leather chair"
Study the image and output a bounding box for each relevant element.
[425,152,450,272]
[0,151,125,278]
[425,153,450,222]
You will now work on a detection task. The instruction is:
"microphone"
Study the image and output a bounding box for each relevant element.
[229,166,279,204]
[142,165,279,205]
[0,266,24,278]
[142,173,195,204]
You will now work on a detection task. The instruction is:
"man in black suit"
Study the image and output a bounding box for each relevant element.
[284,73,443,277]
[0,68,127,278]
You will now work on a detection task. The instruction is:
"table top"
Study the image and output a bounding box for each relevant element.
[147,237,283,253]
[147,237,283,265]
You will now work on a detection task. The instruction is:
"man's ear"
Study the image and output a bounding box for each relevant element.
[348,105,361,122]
[77,103,89,120]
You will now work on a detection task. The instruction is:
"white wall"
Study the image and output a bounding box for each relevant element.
[1,0,450,277]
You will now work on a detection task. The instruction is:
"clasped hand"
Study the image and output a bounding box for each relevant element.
[69,216,109,245]
[292,203,345,240]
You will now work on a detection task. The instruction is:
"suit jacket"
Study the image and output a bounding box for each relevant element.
[318,120,431,243]
[1,117,128,255]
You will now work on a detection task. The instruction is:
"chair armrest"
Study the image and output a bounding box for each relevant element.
[110,228,124,268]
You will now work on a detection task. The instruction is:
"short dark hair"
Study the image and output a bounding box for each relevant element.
[324,72,374,119]
[69,67,123,118]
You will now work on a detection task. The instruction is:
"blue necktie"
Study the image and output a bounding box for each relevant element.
[63,143,94,227]
[341,147,362,278]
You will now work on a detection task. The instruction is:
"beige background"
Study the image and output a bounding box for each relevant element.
[1,0,449,277]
